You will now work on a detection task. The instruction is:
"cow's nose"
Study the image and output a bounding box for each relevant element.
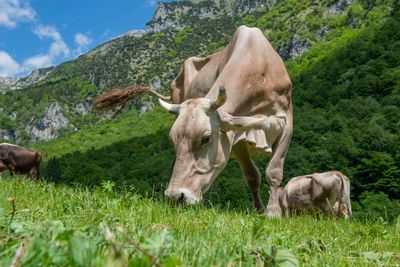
[164,189,186,203]
[164,188,199,204]
[178,192,185,202]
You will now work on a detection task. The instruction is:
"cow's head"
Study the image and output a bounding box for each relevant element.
[161,87,267,204]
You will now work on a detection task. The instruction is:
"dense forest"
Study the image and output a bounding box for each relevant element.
[1,0,399,221]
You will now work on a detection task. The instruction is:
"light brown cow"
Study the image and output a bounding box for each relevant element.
[0,143,42,180]
[277,171,352,218]
[94,25,293,217]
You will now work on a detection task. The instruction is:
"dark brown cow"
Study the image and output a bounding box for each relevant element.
[0,143,42,180]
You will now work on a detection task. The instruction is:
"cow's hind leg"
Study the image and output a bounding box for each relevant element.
[232,141,265,212]
[7,163,16,177]
[317,199,335,218]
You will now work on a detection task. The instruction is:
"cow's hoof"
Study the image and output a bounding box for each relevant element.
[266,204,282,218]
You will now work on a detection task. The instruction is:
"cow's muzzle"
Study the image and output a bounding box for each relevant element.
[164,188,200,205]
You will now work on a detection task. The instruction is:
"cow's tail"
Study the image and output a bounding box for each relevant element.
[93,86,171,116]
[339,172,352,218]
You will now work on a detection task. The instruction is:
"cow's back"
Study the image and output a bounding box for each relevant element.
[171,25,291,117]
[311,172,342,201]
[212,26,291,117]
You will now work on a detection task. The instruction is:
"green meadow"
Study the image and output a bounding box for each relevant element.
[0,178,399,266]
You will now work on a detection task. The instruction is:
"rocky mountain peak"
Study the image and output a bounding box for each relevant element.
[145,0,278,33]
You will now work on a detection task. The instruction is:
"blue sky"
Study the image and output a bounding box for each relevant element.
[0,0,172,77]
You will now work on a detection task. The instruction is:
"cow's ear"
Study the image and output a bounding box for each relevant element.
[218,111,266,132]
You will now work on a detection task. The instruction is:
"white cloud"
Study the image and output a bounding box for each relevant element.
[0,0,36,28]
[23,54,51,69]
[21,25,70,70]
[148,0,157,7]
[101,29,110,39]
[73,32,92,57]
[0,50,20,77]
[1,26,96,77]
[34,24,62,40]
[75,33,91,47]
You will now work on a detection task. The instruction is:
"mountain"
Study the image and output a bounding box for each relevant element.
[1,0,358,142]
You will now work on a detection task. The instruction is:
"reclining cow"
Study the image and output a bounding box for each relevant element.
[0,143,42,180]
[277,171,352,218]
[94,25,293,217]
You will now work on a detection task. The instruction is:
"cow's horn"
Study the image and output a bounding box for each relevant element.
[211,85,227,109]
[159,99,180,114]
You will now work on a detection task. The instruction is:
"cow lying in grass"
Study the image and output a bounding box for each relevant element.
[0,143,42,180]
[277,171,352,219]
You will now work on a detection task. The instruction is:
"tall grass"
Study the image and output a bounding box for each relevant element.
[1,178,399,266]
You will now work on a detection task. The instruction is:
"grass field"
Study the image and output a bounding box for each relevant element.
[0,178,399,266]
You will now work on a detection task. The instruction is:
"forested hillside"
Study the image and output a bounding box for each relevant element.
[1,0,399,220]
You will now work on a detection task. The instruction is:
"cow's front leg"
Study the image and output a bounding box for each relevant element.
[0,161,5,180]
[7,164,15,177]
[28,166,40,180]
[265,111,293,218]
[266,164,283,218]
[232,141,265,212]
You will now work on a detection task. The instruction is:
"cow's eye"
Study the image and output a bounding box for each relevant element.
[201,134,211,145]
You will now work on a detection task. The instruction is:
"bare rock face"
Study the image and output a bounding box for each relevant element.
[327,0,353,14]
[290,35,312,58]
[10,112,17,120]
[26,103,75,141]
[0,129,17,141]
[145,0,278,33]
[146,2,189,33]
[116,29,145,40]
[74,101,92,115]
[0,109,17,141]
[278,35,312,60]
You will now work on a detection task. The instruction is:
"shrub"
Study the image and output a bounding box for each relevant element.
[353,191,400,222]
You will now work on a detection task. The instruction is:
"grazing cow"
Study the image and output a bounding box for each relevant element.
[94,25,293,217]
[0,143,42,180]
[277,171,352,218]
